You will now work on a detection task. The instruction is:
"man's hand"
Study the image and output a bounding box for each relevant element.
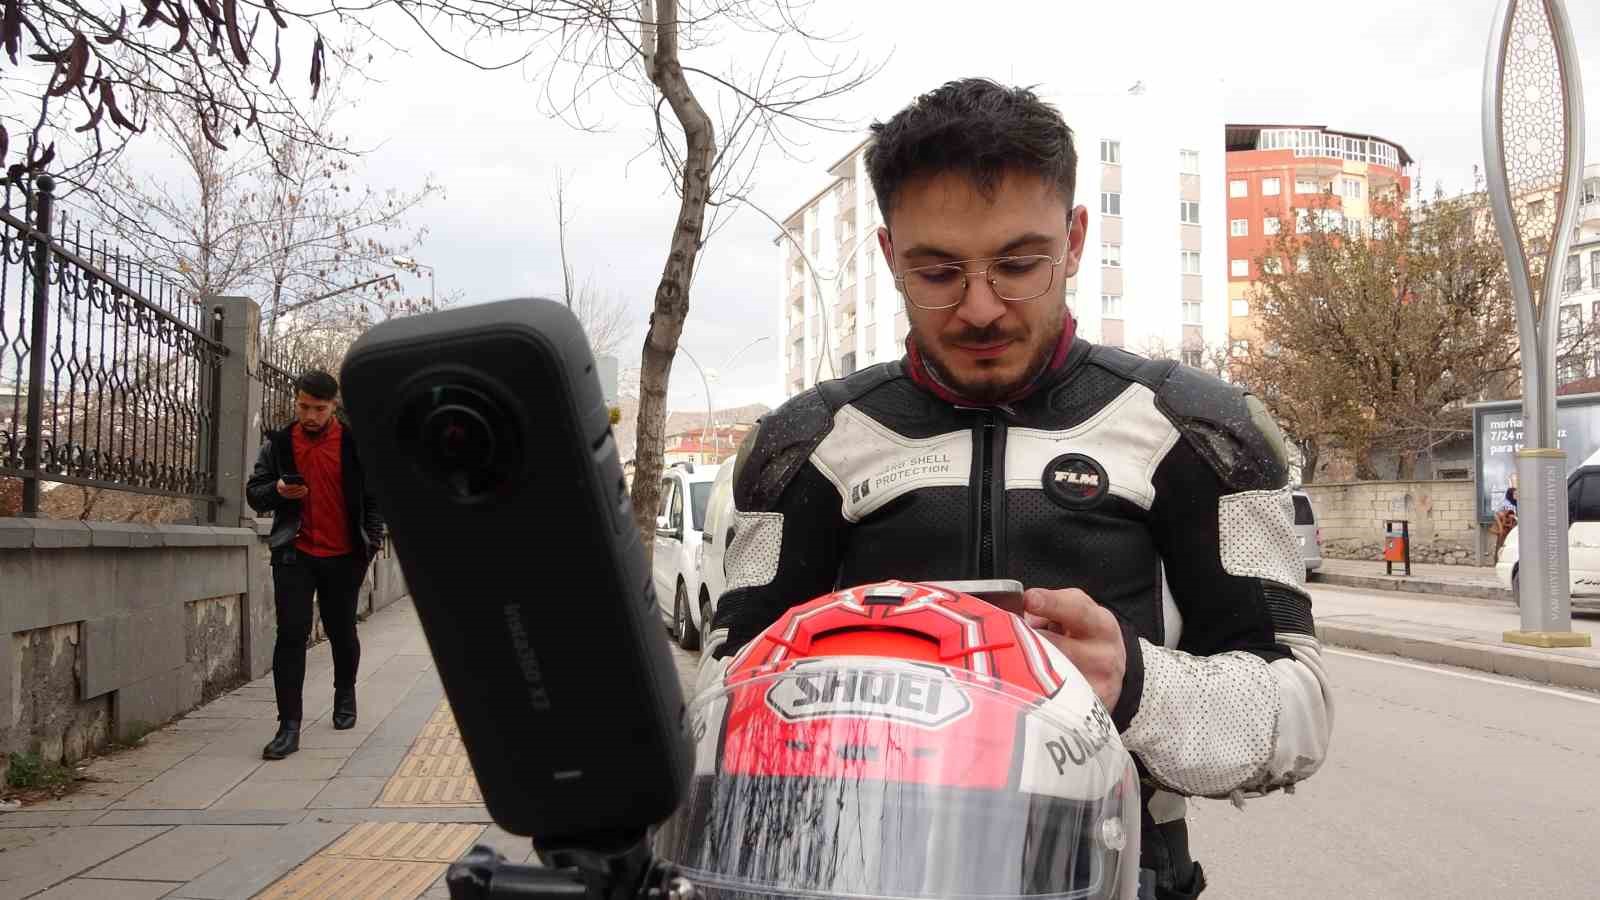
[1024,588,1126,712]
[276,479,309,500]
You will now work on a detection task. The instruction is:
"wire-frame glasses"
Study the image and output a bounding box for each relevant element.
[894,249,1070,311]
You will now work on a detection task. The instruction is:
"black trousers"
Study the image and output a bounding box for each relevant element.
[271,549,369,723]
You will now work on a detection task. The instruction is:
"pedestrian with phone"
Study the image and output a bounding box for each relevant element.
[246,370,385,760]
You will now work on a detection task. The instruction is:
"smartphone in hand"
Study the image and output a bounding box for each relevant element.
[281,474,306,486]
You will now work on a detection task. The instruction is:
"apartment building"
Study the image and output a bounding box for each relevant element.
[775,80,1230,398]
[1224,125,1415,349]
[1551,164,1600,387]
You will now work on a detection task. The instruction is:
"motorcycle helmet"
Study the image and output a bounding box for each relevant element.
[654,580,1141,900]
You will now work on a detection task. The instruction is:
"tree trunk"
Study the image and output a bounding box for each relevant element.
[1355,446,1380,481]
[628,0,717,562]
[1299,440,1319,485]
[1396,449,1415,481]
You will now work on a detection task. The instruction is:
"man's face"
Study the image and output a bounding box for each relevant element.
[295,392,335,434]
[879,170,1086,403]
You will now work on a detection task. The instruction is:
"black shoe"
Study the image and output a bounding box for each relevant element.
[262,721,301,760]
[332,688,357,731]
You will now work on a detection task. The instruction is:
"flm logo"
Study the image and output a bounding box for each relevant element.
[1042,453,1109,509]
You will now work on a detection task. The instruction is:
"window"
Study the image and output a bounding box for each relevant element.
[1231,339,1249,357]
[657,479,675,519]
[1296,209,1312,233]
[1342,177,1363,199]
[1263,216,1281,235]
[1371,218,1391,239]
[1565,255,1582,294]
[1182,349,1204,368]
[1181,250,1202,274]
[1101,294,1122,318]
[1593,250,1600,289]
[690,482,713,530]
[1231,259,1250,277]
[1560,304,1582,339]
[1231,299,1250,317]
[1180,200,1200,224]
[1262,257,1283,275]
[1346,218,1364,239]
[841,351,857,376]
[1101,140,1121,164]
[1101,243,1122,267]
[1322,209,1345,231]
[1182,300,1202,324]
[1292,494,1316,526]
[1180,149,1200,174]
[1559,355,1585,386]
[1262,177,1281,196]
[668,480,684,530]
[792,338,803,362]
[1230,218,1249,237]
[1296,253,1310,273]
[1585,178,1600,205]
[1593,301,1600,325]
[1101,192,1122,216]
[1229,179,1249,198]
[1295,178,1319,194]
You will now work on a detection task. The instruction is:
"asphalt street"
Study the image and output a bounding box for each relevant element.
[667,584,1600,899]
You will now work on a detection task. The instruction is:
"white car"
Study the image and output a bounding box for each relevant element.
[1495,461,1600,612]
[686,461,738,657]
[653,461,721,649]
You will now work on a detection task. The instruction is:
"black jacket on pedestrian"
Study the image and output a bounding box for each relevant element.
[246,423,384,558]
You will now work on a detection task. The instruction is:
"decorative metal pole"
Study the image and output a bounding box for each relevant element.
[1482,0,1591,647]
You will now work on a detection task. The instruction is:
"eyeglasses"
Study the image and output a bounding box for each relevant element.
[894,249,1070,311]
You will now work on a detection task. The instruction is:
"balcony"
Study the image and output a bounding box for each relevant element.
[1583,201,1600,228]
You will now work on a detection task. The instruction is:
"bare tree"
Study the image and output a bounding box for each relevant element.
[0,0,352,186]
[549,171,636,359]
[375,0,875,552]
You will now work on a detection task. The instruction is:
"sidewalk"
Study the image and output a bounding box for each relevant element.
[1310,557,1512,602]
[1311,576,1600,694]
[0,599,701,900]
[4,583,1593,898]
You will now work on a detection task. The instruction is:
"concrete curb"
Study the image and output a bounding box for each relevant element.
[1317,621,1600,694]
[1310,570,1514,604]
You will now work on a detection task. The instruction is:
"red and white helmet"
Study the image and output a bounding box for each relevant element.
[655,581,1141,900]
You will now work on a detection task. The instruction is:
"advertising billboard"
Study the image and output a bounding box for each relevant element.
[1472,392,1600,523]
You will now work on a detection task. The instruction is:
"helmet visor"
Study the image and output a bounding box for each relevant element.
[655,658,1136,899]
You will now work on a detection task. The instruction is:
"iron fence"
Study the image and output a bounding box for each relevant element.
[0,176,229,517]
[258,351,299,439]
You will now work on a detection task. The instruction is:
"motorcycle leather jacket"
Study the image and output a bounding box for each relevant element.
[708,337,1334,881]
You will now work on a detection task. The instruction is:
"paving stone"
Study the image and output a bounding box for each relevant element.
[112,755,261,810]
[78,750,195,784]
[308,777,388,810]
[31,878,184,900]
[339,743,410,778]
[92,809,304,827]
[170,822,349,900]
[86,824,283,881]
[0,825,169,900]
[212,779,324,811]
[249,754,347,781]
[21,780,140,811]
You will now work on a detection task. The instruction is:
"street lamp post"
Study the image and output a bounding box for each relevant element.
[677,345,715,463]
[1482,0,1591,648]
[703,336,772,458]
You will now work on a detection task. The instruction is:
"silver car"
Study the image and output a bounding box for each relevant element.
[1292,489,1322,573]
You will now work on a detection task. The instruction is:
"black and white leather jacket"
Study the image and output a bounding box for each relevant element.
[708,338,1333,817]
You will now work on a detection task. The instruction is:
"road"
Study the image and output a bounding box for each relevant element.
[668,584,1600,898]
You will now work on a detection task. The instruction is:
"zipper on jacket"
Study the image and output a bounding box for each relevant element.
[978,415,996,578]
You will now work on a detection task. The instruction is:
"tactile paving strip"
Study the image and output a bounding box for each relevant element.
[256,822,486,900]
[377,701,484,807]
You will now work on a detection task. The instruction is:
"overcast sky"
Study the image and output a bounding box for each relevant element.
[294,1,1600,411]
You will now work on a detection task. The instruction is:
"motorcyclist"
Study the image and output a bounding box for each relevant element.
[662,580,1143,899]
[706,78,1333,899]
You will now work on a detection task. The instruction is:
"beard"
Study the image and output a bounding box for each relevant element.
[913,306,1066,404]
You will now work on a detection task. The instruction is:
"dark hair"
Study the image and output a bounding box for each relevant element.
[865,78,1077,226]
[295,370,339,401]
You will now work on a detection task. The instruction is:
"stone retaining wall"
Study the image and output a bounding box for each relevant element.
[1301,479,1485,566]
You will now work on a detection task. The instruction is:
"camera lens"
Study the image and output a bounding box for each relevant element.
[398,381,519,501]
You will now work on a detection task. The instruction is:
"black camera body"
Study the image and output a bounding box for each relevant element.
[341,298,692,847]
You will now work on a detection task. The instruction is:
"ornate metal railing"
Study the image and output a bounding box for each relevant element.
[0,176,229,517]
[258,352,299,439]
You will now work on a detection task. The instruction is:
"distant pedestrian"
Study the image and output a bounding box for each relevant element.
[1491,483,1519,554]
[246,370,384,760]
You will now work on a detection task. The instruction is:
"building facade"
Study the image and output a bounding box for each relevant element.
[775,81,1231,398]
[1223,125,1415,349]
[1553,164,1600,387]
